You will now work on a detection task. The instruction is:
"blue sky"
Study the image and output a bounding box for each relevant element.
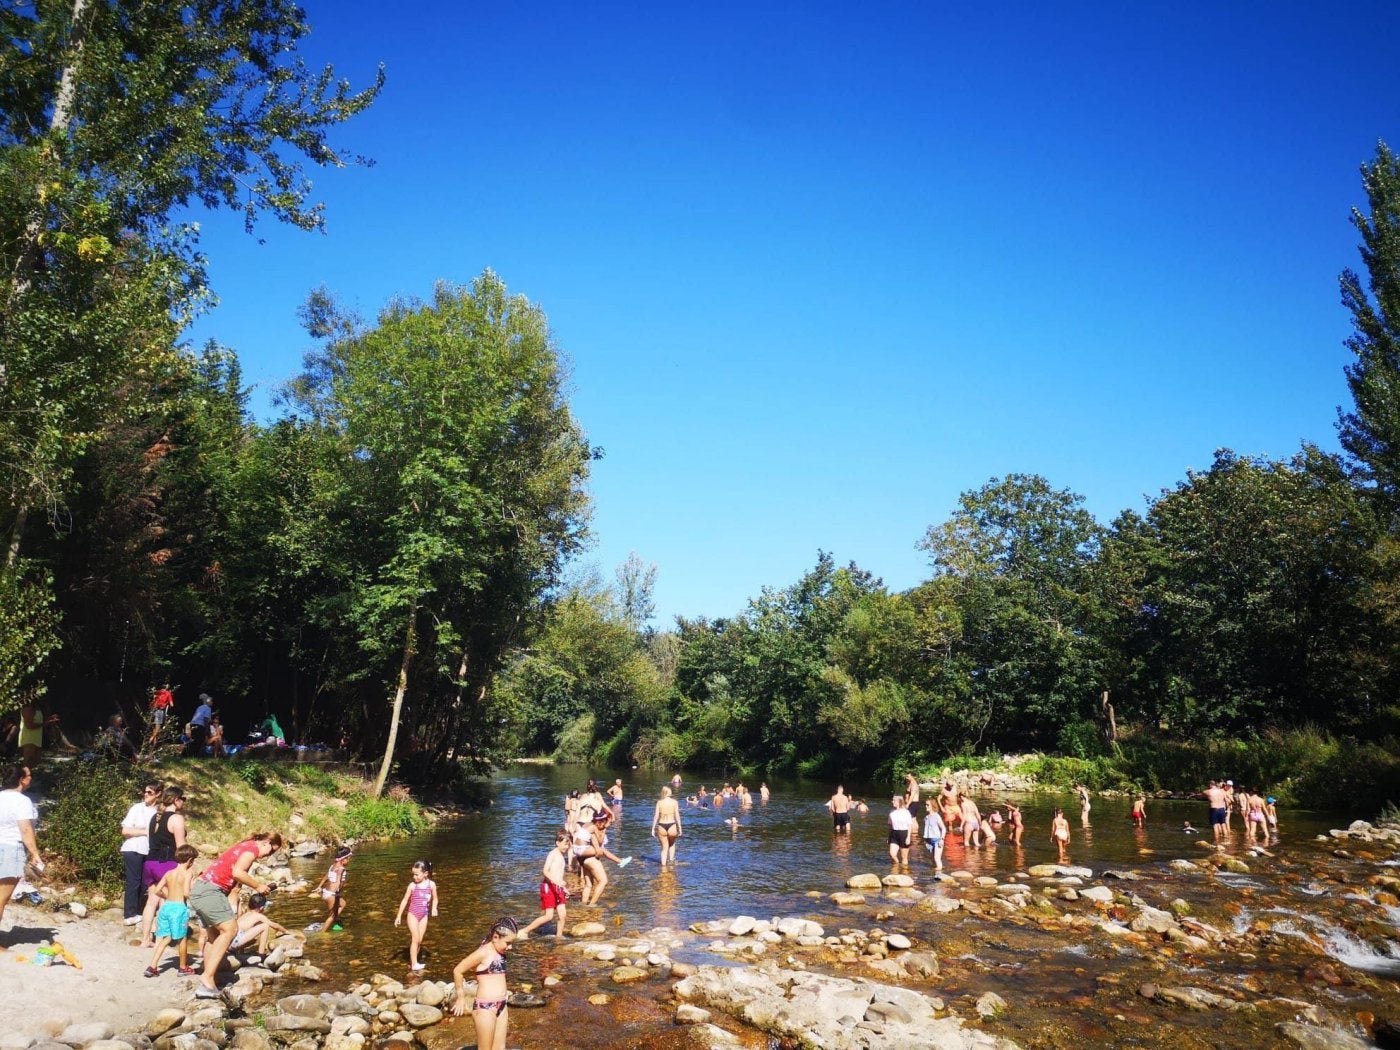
[185,1,1400,625]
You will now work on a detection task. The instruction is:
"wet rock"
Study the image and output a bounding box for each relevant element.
[976,992,1008,1019]
[885,933,911,950]
[416,981,447,1007]
[1170,859,1200,872]
[1375,1019,1400,1049]
[1079,886,1114,903]
[588,993,611,1005]
[831,891,866,906]
[612,966,649,984]
[867,1000,913,1025]
[728,916,757,936]
[920,897,962,914]
[571,921,606,937]
[848,874,883,890]
[675,1004,711,1025]
[883,874,915,888]
[1129,906,1178,935]
[1154,986,1245,1011]
[1303,964,1345,987]
[1101,869,1145,880]
[275,995,328,1020]
[1276,1021,1373,1049]
[776,917,824,939]
[1215,856,1250,874]
[902,951,940,978]
[974,877,998,887]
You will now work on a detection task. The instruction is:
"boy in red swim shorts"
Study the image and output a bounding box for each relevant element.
[519,831,570,940]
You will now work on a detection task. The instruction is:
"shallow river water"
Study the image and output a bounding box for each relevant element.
[265,767,1400,1048]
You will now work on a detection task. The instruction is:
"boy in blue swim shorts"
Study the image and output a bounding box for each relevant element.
[145,843,198,977]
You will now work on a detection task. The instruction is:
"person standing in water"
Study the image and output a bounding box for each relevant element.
[888,795,913,867]
[921,799,946,871]
[519,832,570,941]
[394,860,439,971]
[828,785,852,835]
[452,916,518,1050]
[607,779,624,808]
[650,786,682,866]
[904,772,921,806]
[1203,781,1229,844]
[1131,795,1146,827]
[1076,784,1091,827]
[1051,808,1071,860]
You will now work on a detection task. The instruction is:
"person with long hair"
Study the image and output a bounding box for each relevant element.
[452,916,518,1050]
[0,765,42,944]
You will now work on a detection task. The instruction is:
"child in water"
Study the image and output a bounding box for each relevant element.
[1051,808,1071,860]
[394,860,439,970]
[452,916,518,1050]
[1131,796,1147,826]
[921,799,946,871]
[519,832,570,941]
[314,846,352,931]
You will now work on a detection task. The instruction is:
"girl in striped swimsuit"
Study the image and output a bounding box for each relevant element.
[394,860,439,971]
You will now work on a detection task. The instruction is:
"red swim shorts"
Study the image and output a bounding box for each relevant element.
[539,879,569,910]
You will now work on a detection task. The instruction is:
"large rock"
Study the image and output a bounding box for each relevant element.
[571,921,606,937]
[1130,906,1178,935]
[57,1023,113,1046]
[830,892,866,906]
[275,995,328,1020]
[262,1015,331,1035]
[1154,986,1244,1012]
[397,1003,443,1028]
[847,874,883,890]
[675,1004,711,1025]
[1277,1022,1373,1050]
[674,963,1020,1049]
[416,981,448,1007]
[612,966,649,984]
[1079,886,1114,903]
[728,916,757,936]
[883,874,915,888]
[1027,864,1092,879]
[147,1011,186,1038]
[229,1032,274,1050]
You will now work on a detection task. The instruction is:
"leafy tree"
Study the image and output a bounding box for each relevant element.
[918,475,1107,749]
[1106,448,1385,734]
[284,273,592,792]
[1339,141,1400,512]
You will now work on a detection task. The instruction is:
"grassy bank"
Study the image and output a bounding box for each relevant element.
[40,755,440,889]
[914,727,1400,807]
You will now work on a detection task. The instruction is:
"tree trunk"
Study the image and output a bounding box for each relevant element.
[1101,690,1118,743]
[373,599,419,797]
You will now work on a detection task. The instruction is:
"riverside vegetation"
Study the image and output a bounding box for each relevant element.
[6,0,1400,807]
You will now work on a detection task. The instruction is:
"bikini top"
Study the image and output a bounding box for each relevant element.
[475,950,506,976]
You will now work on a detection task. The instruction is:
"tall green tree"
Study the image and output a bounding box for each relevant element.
[285,274,592,792]
[1339,141,1400,512]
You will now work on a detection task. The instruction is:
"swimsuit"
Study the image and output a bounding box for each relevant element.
[539,879,568,910]
[832,811,850,830]
[1209,806,1227,826]
[407,879,435,919]
[657,821,677,833]
[1249,809,1265,824]
[476,950,507,976]
[1055,828,1070,842]
[474,999,508,1015]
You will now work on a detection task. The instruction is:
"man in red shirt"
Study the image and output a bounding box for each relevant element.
[148,684,175,746]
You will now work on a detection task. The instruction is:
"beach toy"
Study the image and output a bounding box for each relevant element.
[50,942,81,969]
[617,856,632,868]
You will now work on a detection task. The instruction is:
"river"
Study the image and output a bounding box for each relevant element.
[266,766,1400,1048]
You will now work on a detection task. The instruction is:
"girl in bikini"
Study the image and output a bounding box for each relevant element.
[452,916,517,1050]
[394,860,439,971]
[1051,808,1071,860]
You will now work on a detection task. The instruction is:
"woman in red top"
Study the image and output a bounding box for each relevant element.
[188,832,283,998]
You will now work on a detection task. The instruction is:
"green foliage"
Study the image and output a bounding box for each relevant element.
[0,564,60,713]
[44,758,139,884]
[341,795,430,840]
[552,713,597,765]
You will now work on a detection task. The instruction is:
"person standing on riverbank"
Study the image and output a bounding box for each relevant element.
[651,786,682,866]
[16,701,41,767]
[138,786,187,948]
[452,916,517,1050]
[828,785,852,835]
[186,694,213,757]
[0,764,42,939]
[144,843,197,977]
[1204,781,1229,844]
[119,781,161,926]
[519,832,570,941]
[394,860,438,971]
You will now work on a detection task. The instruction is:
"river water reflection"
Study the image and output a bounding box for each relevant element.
[265,766,1396,1048]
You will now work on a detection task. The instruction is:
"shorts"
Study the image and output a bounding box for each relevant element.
[189,879,235,926]
[143,858,177,889]
[155,900,190,940]
[0,842,26,880]
[153,709,167,726]
[539,879,568,910]
[888,828,910,848]
[1209,807,1227,827]
[833,812,850,831]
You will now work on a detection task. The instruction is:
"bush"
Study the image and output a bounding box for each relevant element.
[552,713,596,764]
[342,795,429,839]
[44,758,140,885]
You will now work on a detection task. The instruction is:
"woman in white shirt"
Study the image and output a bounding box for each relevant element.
[119,781,162,925]
[887,795,913,867]
[0,764,43,941]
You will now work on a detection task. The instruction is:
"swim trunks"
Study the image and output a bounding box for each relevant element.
[155,900,190,940]
[887,828,910,848]
[1209,807,1227,826]
[539,879,568,910]
[833,812,850,831]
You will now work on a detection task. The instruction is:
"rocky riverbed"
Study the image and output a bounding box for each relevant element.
[10,818,1400,1049]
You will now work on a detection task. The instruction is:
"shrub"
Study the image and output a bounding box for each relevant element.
[342,795,429,839]
[44,757,140,885]
[552,713,595,764]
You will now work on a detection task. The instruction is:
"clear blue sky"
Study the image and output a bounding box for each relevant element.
[184,1,1400,626]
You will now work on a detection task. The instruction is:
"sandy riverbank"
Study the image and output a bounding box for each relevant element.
[0,901,206,1042]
